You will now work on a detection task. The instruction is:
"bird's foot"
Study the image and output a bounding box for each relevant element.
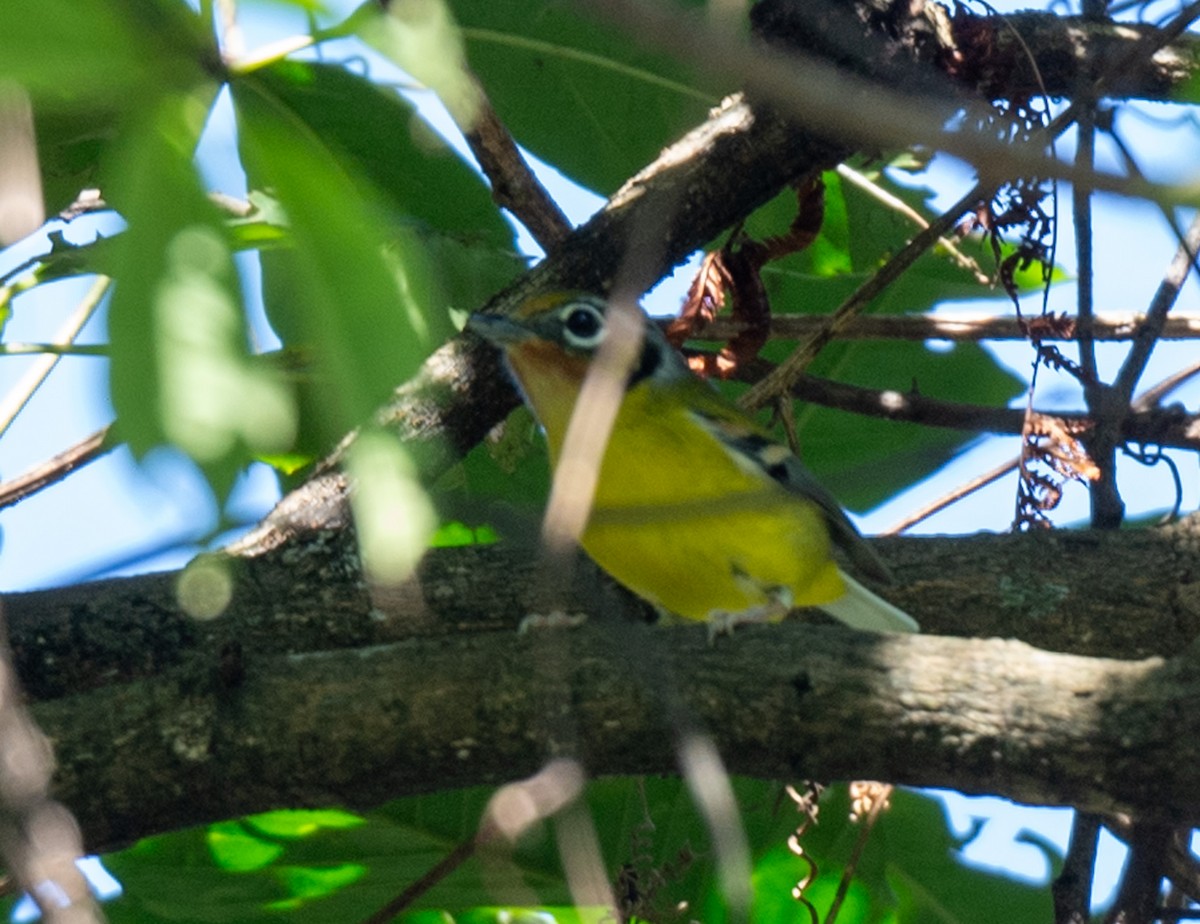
[705,599,789,645]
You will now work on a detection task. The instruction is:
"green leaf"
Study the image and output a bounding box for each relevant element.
[236,61,512,247]
[446,0,727,193]
[105,92,297,499]
[232,75,446,439]
[0,0,212,103]
[351,0,484,128]
[92,780,1054,923]
[0,0,216,215]
[799,341,1023,511]
[710,169,1033,509]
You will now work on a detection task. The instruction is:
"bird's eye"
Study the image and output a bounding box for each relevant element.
[561,304,605,348]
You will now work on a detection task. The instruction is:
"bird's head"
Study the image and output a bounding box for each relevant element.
[468,293,679,441]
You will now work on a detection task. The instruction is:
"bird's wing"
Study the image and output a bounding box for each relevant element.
[689,402,894,584]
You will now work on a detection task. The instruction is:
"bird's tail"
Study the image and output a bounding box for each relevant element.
[820,572,919,633]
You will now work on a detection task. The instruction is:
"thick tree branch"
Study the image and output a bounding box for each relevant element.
[7,516,1200,848]
[29,605,1200,852]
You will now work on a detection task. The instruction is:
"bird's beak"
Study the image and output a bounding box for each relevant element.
[466,311,533,346]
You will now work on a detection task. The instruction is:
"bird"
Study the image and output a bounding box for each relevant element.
[468,292,918,635]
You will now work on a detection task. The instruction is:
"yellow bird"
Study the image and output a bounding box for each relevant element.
[468,292,917,634]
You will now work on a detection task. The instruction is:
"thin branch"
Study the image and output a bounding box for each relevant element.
[737,181,991,411]
[463,93,573,250]
[778,372,1200,452]
[883,457,1017,536]
[1132,357,1200,412]
[0,427,113,512]
[824,784,891,924]
[1114,213,1200,407]
[1053,813,1100,924]
[0,344,107,357]
[686,312,1200,343]
[1075,108,1099,389]
[834,164,989,284]
[0,277,109,439]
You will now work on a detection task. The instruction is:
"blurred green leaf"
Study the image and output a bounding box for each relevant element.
[447,0,727,193]
[236,61,511,247]
[0,0,216,214]
[0,0,213,103]
[351,0,483,128]
[232,76,445,439]
[345,429,436,585]
[105,92,297,500]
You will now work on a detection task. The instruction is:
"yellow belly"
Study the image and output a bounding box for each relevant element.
[570,387,845,621]
[583,498,844,620]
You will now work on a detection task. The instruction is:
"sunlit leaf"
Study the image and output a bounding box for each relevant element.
[346,429,437,585]
[350,0,483,128]
[232,76,444,438]
[106,92,297,499]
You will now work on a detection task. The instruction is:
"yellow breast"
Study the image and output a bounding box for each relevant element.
[541,376,844,620]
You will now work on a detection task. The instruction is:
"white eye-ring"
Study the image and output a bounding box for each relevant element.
[559,302,606,349]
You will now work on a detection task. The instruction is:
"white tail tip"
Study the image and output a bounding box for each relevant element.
[820,573,919,633]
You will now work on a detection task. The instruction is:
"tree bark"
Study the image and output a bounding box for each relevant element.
[6,516,1200,848]
[32,594,1200,852]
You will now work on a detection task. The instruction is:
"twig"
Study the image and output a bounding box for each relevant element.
[1053,812,1100,924]
[0,427,113,511]
[778,372,1200,452]
[1113,213,1200,407]
[737,182,992,411]
[0,343,107,357]
[1132,357,1200,412]
[215,0,245,62]
[883,457,1017,536]
[463,94,572,250]
[361,832,483,924]
[685,312,1200,343]
[823,784,892,924]
[0,276,109,439]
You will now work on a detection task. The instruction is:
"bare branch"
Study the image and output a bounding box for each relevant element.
[1054,813,1100,924]
[689,312,1200,343]
[777,372,1200,452]
[26,594,1200,851]
[463,93,572,250]
[0,428,112,512]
